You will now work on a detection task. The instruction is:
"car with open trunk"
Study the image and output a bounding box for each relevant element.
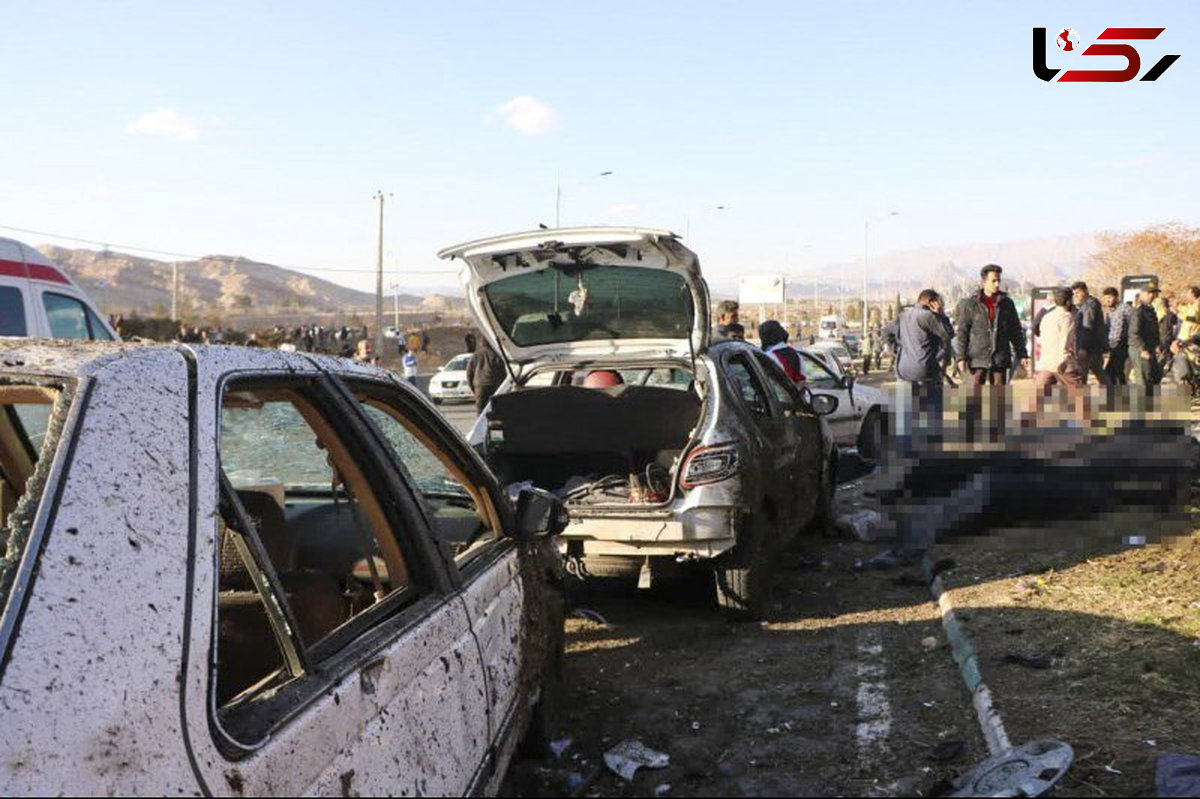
[439,227,839,617]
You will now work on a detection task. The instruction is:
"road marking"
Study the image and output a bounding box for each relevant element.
[854,627,892,770]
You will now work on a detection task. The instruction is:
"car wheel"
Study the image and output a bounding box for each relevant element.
[714,511,771,620]
[857,407,884,461]
[518,625,564,758]
[431,396,443,405]
[806,450,838,536]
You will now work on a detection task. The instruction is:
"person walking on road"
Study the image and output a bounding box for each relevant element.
[1129,283,1164,395]
[1102,287,1131,385]
[401,341,420,387]
[1070,281,1109,386]
[882,289,952,429]
[466,337,507,414]
[861,328,876,375]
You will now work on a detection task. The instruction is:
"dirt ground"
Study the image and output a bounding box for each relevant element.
[505,412,1200,797]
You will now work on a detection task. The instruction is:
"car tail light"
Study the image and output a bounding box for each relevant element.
[680,443,740,490]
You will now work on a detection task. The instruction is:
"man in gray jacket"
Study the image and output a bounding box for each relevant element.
[881,289,952,425]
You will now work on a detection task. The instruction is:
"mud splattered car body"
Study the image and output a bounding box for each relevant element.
[0,342,564,796]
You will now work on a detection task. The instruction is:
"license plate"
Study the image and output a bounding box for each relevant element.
[443,381,459,388]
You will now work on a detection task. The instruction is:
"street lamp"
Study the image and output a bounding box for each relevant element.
[864,211,899,338]
[554,170,614,227]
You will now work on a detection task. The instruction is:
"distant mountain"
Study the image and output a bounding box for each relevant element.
[36,245,454,317]
[787,231,1097,297]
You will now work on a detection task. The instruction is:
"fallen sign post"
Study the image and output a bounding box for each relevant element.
[921,549,1075,797]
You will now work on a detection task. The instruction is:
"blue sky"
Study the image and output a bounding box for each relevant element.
[1,1,1196,294]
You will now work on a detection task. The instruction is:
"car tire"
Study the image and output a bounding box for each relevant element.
[806,450,838,536]
[714,511,770,620]
[518,625,564,759]
[857,407,884,461]
[431,397,443,405]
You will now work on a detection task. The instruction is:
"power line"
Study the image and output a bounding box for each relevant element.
[0,223,456,277]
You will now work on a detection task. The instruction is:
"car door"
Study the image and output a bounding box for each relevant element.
[751,351,820,525]
[721,350,789,509]
[340,374,543,792]
[182,366,490,797]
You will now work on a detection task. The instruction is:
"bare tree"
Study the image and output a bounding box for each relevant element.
[1087,223,1200,298]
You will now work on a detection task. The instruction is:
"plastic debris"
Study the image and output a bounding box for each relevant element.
[550,737,572,759]
[1156,752,1200,797]
[690,721,701,731]
[837,508,882,541]
[573,608,612,627]
[654,784,671,796]
[1104,764,1123,775]
[603,740,670,782]
[922,636,939,650]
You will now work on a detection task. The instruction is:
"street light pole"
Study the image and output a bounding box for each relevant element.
[373,190,391,360]
[555,170,613,227]
[171,261,178,321]
[863,211,899,339]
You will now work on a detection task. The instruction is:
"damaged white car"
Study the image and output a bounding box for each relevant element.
[0,342,565,796]
[439,227,839,617]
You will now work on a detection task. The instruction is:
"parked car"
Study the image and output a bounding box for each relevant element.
[0,342,565,796]
[841,331,861,357]
[428,352,474,404]
[818,314,841,340]
[0,236,118,340]
[805,339,856,376]
[798,348,888,459]
[438,227,839,618]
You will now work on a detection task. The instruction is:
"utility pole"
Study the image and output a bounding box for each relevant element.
[554,170,561,227]
[373,190,391,360]
[171,261,179,321]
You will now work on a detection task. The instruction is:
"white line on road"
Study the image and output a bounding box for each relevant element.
[854,627,892,770]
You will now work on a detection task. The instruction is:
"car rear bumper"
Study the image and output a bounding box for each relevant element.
[557,506,737,559]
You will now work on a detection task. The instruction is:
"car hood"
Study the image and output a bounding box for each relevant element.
[438,227,709,368]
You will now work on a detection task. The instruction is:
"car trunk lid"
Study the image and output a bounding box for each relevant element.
[438,227,710,372]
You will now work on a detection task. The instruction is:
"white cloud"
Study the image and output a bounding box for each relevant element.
[1115,154,1156,169]
[125,108,208,142]
[495,95,560,135]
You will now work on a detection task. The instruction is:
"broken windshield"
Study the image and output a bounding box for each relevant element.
[484,265,694,347]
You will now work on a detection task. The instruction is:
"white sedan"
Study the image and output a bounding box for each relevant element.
[799,347,888,459]
[429,352,474,404]
[0,341,565,796]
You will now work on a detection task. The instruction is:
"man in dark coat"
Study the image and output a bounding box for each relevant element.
[1128,283,1163,395]
[954,264,1030,384]
[954,264,1028,441]
[1071,281,1109,385]
[466,337,507,414]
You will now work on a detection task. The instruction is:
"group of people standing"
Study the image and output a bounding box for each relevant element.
[883,265,1200,431]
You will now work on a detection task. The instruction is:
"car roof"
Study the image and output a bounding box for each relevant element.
[0,340,397,382]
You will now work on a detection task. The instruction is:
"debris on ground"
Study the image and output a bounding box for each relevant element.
[550,737,573,759]
[999,653,1053,670]
[1157,752,1200,797]
[921,636,940,650]
[836,508,882,541]
[603,739,670,782]
[930,740,966,763]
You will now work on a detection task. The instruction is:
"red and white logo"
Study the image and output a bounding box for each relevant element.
[1055,28,1080,51]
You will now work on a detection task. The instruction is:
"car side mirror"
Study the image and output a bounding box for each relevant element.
[514,486,567,543]
[811,393,839,416]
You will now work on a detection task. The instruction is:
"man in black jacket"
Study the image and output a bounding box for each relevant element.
[1071,281,1109,385]
[954,264,1030,384]
[466,337,508,414]
[1128,283,1163,395]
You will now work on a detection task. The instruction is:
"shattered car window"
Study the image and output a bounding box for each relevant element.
[0,384,68,615]
[221,399,333,491]
[484,266,693,347]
